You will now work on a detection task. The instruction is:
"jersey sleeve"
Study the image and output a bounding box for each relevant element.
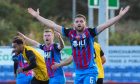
[39,44,45,50]
[88,27,98,37]
[54,43,61,51]
[61,26,72,37]
[12,55,18,62]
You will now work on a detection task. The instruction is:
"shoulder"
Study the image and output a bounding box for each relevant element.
[53,43,58,49]
[87,27,97,31]
[24,45,33,51]
[94,42,101,49]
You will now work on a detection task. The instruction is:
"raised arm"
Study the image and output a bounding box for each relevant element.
[28,8,62,34]
[97,6,130,34]
[17,32,40,47]
[51,56,73,69]
[55,31,64,50]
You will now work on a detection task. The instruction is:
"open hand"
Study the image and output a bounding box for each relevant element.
[54,31,61,38]
[119,6,130,16]
[28,8,40,18]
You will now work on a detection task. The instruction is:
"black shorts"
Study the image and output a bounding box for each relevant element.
[31,77,49,84]
[97,78,103,84]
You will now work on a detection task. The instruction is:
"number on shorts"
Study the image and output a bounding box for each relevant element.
[90,77,94,84]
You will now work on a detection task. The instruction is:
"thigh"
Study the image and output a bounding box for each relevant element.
[84,73,98,84]
[26,76,33,84]
[74,74,84,84]
[16,74,32,84]
[49,76,66,84]
[16,78,26,84]
[97,78,103,84]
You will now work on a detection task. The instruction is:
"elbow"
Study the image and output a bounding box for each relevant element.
[101,56,106,64]
[102,58,106,64]
[59,45,64,50]
[61,45,64,49]
[104,57,106,63]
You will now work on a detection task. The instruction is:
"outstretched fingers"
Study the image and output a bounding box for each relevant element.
[119,6,130,16]
[28,8,38,17]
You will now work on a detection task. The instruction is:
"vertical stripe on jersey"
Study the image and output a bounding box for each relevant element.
[72,47,78,68]
[78,46,83,68]
[79,36,84,68]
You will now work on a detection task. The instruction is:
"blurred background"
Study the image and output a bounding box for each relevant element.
[0,0,140,84]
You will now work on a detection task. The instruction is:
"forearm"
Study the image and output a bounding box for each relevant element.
[59,56,72,67]
[24,36,40,47]
[18,32,40,47]
[58,36,64,50]
[23,62,37,71]
[97,14,122,33]
[23,50,37,71]
[25,37,40,47]
[36,15,62,34]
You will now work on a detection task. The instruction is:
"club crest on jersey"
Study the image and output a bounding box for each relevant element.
[82,34,86,39]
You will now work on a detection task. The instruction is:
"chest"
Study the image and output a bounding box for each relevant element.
[70,31,91,48]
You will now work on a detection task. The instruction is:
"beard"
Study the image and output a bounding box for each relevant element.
[75,26,84,32]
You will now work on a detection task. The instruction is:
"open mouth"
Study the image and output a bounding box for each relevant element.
[46,39,49,41]
[78,25,81,27]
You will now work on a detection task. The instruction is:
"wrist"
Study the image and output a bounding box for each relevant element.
[58,63,62,67]
[57,36,61,39]
[36,15,40,19]
[118,14,123,18]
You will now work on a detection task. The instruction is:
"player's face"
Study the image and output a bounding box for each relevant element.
[43,32,54,45]
[74,17,86,32]
[12,43,23,55]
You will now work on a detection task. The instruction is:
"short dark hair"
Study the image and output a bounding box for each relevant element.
[75,14,86,21]
[12,36,24,45]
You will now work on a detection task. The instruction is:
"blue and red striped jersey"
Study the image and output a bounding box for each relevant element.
[62,27,98,74]
[39,44,64,77]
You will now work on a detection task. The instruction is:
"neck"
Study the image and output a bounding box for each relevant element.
[45,42,53,47]
[76,31,83,35]
[76,28,85,34]
[76,27,86,34]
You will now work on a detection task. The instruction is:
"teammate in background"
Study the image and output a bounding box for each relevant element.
[27,6,129,84]
[12,51,33,84]
[17,29,66,84]
[94,42,106,84]
[12,37,49,84]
